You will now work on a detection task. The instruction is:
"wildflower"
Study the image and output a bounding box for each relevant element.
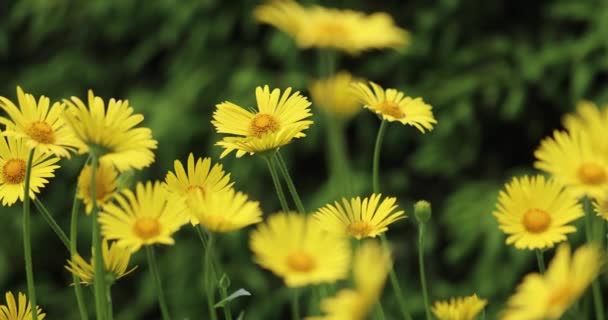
[0,291,45,320]
[432,294,487,320]
[186,188,262,232]
[309,72,362,119]
[65,240,136,285]
[563,100,608,156]
[77,162,119,214]
[593,193,608,220]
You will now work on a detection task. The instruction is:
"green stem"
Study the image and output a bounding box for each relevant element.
[69,187,89,320]
[583,198,605,320]
[106,284,114,320]
[535,250,546,274]
[204,231,218,320]
[90,156,108,320]
[264,156,290,213]
[317,49,336,78]
[274,152,306,214]
[32,198,70,250]
[291,289,301,320]
[22,149,38,320]
[373,302,386,320]
[219,283,233,320]
[146,246,171,320]
[418,224,431,320]
[372,121,388,194]
[380,234,412,320]
[325,117,352,197]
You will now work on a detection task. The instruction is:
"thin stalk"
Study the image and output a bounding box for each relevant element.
[90,156,108,320]
[22,149,38,320]
[274,152,306,214]
[583,198,605,320]
[372,121,388,194]
[264,156,290,213]
[146,246,171,320]
[106,284,114,320]
[418,224,431,320]
[69,187,89,320]
[380,234,412,320]
[325,117,351,197]
[204,231,218,320]
[317,49,336,78]
[535,250,546,274]
[32,198,69,250]
[291,289,301,320]
[208,231,231,320]
[373,302,386,320]
[219,283,233,320]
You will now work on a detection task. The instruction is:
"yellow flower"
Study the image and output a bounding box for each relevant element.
[250,212,350,287]
[351,82,436,132]
[63,90,158,172]
[493,175,583,250]
[65,240,136,285]
[212,85,313,158]
[563,100,608,156]
[99,181,187,253]
[0,87,80,158]
[593,194,608,220]
[534,130,608,199]
[186,188,262,232]
[253,1,409,55]
[77,162,119,214]
[314,194,406,239]
[501,243,603,320]
[309,71,362,119]
[432,294,487,320]
[0,291,45,320]
[0,135,60,206]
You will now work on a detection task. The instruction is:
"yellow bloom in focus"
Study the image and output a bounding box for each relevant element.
[250,212,350,287]
[99,181,187,253]
[63,90,158,172]
[563,100,608,156]
[0,87,80,158]
[65,240,136,285]
[432,294,487,320]
[212,85,313,158]
[314,194,406,239]
[77,162,119,214]
[0,291,45,320]
[534,130,608,199]
[187,188,262,232]
[493,175,583,250]
[351,82,436,132]
[0,135,60,206]
[309,71,362,119]
[501,243,603,320]
[253,1,409,55]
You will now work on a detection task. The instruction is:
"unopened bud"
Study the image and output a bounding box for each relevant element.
[414,200,431,224]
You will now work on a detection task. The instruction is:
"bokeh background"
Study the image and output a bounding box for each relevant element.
[1,0,608,319]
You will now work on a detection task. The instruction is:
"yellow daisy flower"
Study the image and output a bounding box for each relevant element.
[186,188,262,232]
[99,181,187,253]
[0,86,80,158]
[253,1,409,55]
[309,71,362,119]
[351,82,437,132]
[0,135,60,206]
[563,100,608,156]
[63,90,158,172]
[493,175,583,250]
[501,243,603,320]
[212,85,313,158]
[250,212,350,287]
[313,193,406,239]
[432,294,487,320]
[534,130,608,199]
[77,162,119,214]
[593,194,608,220]
[65,240,136,284]
[0,291,45,320]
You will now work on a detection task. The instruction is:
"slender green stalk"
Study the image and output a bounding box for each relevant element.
[106,284,114,320]
[218,283,233,320]
[275,152,306,214]
[373,302,386,320]
[418,224,431,320]
[204,231,218,320]
[535,250,546,274]
[325,117,352,196]
[90,156,108,320]
[32,198,70,250]
[582,198,605,320]
[146,246,171,320]
[22,149,38,320]
[317,49,336,78]
[264,156,290,213]
[380,235,412,320]
[291,289,301,320]
[372,121,388,193]
[69,187,89,320]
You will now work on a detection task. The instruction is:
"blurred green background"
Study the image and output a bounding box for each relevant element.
[1,0,608,319]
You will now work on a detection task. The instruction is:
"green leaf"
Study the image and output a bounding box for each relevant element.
[214,288,252,308]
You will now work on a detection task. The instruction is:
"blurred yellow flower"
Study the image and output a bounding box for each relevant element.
[250,212,350,287]
[212,85,313,158]
[0,135,60,206]
[493,175,583,250]
[77,162,119,214]
[254,1,409,55]
[0,87,80,158]
[501,243,603,320]
[186,188,262,232]
[563,100,608,156]
[593,194,608,220]
[99,181,187,253]
[309,71,362,119]
[314,193,406,239]
[63,90,158,172]
[432,294,487,320]
[535,130,608,199]
[65,240,136,285]
[351,82,436,132]
[0,291,45,320]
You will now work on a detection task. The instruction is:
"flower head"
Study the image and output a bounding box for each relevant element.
[493,175,583,250]
[432,294,487,320]
[594,194,608,220]
[212,86,313,158]
[0,291,45,320]
[563,100,608,156]
[0,87,80,158]
[63,90,158,172]
[77,162,119,214]
[0,135,60,206]
[501,243,604,320]
[351,82,436,132]
[314,194,406,239]
[186,188,262,232]
[250,212,350,287]
[309,72,362,119]
[65,240,136,285]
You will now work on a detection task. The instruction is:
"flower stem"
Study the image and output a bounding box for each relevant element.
[583,198,605,320]
[372,121,388,194]
[203,230,218,320]
[317,49,336,78]
[291,289,301,320]
[325,118,351,197]
[90,156,108,320]
[70,186,89,320]
[264,156,290,213]
[380,234,412,320]
[32,198,70,250]
[22,148,38,320]
[417,224,432,320]
[535,250,546,274]
[275,152,306,214]
[106,284,114,320]
[219,283,233,320]
[146,246,171,320]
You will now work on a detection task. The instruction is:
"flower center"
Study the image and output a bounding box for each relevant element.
[2,159,26,184]
[346,221,374,239]
[133,218,161,240]
[318,21,348,38]
[286,250,316,272]
[26,121,55,144]
[522,208,551,233]
[377,101,404,119]
[547,285,574,310]
[577,163,607,186]
[250,113,280,138]
[186,185,206,196]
